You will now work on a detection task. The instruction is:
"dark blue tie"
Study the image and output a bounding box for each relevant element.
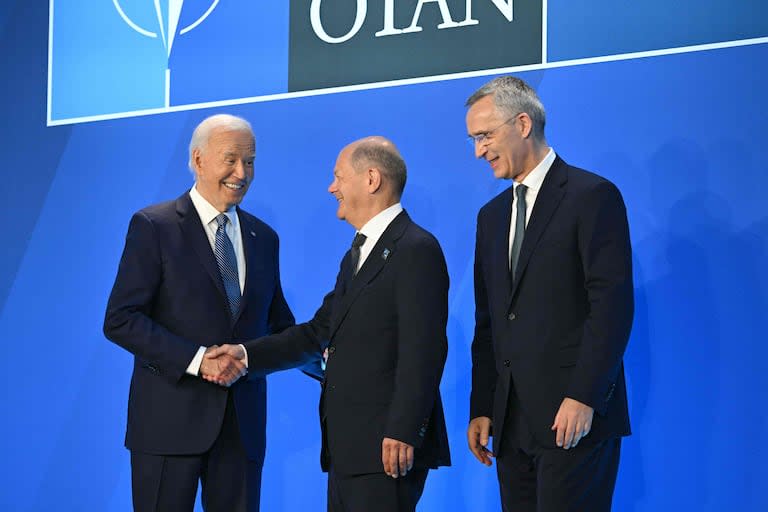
[349,232,367,277]
[214,213,241,319]
[510,184,528,282]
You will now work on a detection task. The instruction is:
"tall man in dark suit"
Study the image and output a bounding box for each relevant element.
[103,114,295,512]
[207,136,451,511]
[465,76,634,511]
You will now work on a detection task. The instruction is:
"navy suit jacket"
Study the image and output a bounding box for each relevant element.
[103,191,294,464]
[470,156,633,454]
[241,211,451,475]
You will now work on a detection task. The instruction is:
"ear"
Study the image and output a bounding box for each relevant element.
[518,113,533,139]
[367,167,382,193]
[192,148,203,176]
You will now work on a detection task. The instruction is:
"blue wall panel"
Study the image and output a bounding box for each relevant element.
[1,1,767,510]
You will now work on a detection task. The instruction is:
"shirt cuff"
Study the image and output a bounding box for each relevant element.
[186,346,207,376]
[239,344,248,368]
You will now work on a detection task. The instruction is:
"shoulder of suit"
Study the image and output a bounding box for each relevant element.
[562,163,621,195]
[135,198,177,223]
[477,185,513,220]
[238,209,279,240]
[399,222,445,256]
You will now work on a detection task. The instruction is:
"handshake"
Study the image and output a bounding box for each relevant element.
[199,344,247,387]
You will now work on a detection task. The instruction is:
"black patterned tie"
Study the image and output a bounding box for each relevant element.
[214,214,241,319]
[510,184,528,282]
[349,232,367,279]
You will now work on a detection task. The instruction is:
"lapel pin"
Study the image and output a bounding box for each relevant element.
[382,248,390,260]
[250,231,256,237]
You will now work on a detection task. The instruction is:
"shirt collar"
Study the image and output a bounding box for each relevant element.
[517,148,556,192]
[189,185,238,227]
[358,203,403,243]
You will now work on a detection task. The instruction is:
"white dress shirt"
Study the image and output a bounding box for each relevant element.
[186,186,247,375]
[508,148,556,268]
[356,202,404,273]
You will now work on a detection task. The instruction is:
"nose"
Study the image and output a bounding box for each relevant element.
[474,139,487,159]
[328,178,338,194]
[231,160,246,180]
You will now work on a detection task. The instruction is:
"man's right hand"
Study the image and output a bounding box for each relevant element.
[467,416,494,466]
[199,345,246,387]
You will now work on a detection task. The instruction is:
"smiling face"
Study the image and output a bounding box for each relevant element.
[327,146,371,230]
[192,128,255,212]
[466,95,531,181]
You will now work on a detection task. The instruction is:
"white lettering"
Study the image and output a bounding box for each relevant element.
[458,0,479,26]
[402,0,460,34]
[315,0,512,43]
[375,0,403,37]
[310,0,367,44]
[489,0,514,22]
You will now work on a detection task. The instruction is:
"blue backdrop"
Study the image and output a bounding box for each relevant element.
[1,1,767,510]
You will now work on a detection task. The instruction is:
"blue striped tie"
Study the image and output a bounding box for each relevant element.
[214,214,241,319]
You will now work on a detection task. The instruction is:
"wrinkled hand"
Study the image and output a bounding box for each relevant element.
[382,437,414,478]
[200,344,247,387]
[551,397,593,449]
[467,416,494,466]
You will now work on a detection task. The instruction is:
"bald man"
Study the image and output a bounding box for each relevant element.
[207,137,451,511]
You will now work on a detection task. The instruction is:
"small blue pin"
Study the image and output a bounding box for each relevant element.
[382,248,391,260]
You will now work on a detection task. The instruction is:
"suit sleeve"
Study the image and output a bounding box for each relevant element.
[567,181,634,414]
[244,279,336,376]
[469,213,497,421]
[103,211,198,381]
[266,233,296,335]
[384,237,449,448]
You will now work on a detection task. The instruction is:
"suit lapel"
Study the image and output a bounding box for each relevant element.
[176,193,228,301]
[508,157,568,304]
[329,210,410,340]
[491,187,515,295]
[234,208,259,324]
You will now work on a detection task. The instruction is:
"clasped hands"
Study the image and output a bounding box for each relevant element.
[199,344,247,387]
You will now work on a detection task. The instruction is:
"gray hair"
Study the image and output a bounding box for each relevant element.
[350,137,407,199]
[466,76,546,140]
[188,114,254,172]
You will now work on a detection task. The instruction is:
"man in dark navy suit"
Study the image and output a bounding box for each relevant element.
[465,76,634,511]
[104,114,295,512]
[207,136,451,511]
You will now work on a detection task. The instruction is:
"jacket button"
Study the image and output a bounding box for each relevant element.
[503,360,511,367]
[508,312,516,320]
[328,346,336,354]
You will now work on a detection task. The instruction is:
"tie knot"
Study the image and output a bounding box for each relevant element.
[215,213,229,229]
[352,232,367,249]
[515,184,527,199]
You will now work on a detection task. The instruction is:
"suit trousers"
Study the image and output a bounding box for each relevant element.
[496,388,621,512]
[131,391,261,512]
[327,467,428,512]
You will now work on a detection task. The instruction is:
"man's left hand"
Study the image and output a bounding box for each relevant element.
[382,437,414,478]
[551,397,594,450]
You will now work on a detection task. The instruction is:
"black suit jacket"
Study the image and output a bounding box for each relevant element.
[470,156,633,453]
[243,210,451,475]
[103,192,294,464]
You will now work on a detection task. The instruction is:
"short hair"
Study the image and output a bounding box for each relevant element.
[188,114,254,172]
[466,76,546,140]
[349,137,407,199]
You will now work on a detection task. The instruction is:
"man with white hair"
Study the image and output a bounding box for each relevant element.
[104,114,295,511]
[465,76,634,511]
